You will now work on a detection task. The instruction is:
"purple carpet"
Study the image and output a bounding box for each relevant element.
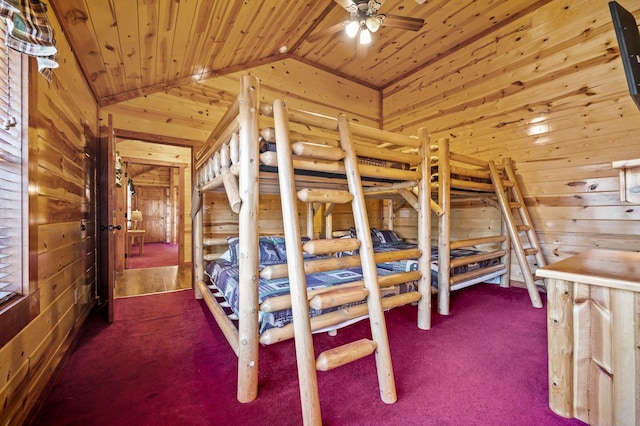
[31,285,586,425]
[127,242,178,269]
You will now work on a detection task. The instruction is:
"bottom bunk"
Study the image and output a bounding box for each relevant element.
[348,227,507,292]
[199,234,422,346]
[198,230,508,348]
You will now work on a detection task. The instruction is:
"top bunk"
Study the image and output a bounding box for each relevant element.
[192,91,512,221]
[429,138,508,201]
[193,83,426,210]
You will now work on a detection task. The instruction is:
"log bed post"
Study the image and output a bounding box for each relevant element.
[438,138,452,315]
[417,128,432,329]
[499,198,512,288]
[325,203,334,239]
[192,188,204,299]
[273,98,323,425]
[236,74,261,403]
[307,202,314,239]
[338,114,397,404]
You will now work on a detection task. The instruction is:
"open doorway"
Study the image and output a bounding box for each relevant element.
[125,165,179,270]
[109,137,193,299]
[112,139,192,295]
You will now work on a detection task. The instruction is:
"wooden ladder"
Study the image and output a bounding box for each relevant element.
[271,100,398,425]
[488,159,546,308]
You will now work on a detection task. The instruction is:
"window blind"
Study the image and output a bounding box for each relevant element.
[0,18,24,304]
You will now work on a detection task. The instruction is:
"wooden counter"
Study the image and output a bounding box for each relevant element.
[536,249,640,426]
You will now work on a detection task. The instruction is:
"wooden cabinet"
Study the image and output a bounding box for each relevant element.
[536,249,640,426]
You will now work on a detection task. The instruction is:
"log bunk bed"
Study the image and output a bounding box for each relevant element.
[427,138,548,315]
[191,75,546,425]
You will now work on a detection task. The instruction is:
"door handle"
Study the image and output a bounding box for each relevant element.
[100,224,122,231]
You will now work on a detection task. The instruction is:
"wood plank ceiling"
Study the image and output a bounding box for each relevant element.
[49,0,547,145]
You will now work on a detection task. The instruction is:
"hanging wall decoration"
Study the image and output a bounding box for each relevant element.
[115,151,123,188]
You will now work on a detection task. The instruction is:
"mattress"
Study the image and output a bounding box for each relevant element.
[205,260,414,334]
[375,245,502,287]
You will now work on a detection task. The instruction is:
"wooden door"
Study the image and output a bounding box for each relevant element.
[97,115,120,322]
[137,186,167,243]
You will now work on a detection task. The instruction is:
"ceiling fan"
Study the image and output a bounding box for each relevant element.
[308,0,425,46]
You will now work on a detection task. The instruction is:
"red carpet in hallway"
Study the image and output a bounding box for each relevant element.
[31,285,585,426]
[127,242,178,269]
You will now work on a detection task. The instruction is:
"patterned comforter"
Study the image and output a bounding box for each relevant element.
[205,260,414,334]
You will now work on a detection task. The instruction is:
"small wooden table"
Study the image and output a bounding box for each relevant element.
[536,249,640,426]
[126,229,146,256]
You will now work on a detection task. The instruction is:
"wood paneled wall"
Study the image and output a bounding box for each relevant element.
[4,1,639,422]
[383,0,640,279]
[0,8,98,425]
[202,192,382,260]
[100,59,380,144]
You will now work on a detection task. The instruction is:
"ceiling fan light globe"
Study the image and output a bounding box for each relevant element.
[365,16,381,32]
[345,20,360,38]
[359,28,372,45]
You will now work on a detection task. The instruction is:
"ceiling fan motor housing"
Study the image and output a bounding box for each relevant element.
[347,0,384,33]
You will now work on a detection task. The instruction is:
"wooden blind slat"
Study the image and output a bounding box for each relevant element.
[0,18,25,298]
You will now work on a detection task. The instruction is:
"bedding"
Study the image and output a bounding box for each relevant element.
[366,229,502,287]
[206,230,501,334]
[205,259,414,334]
[376,246,501,287]
[333,228,502,287]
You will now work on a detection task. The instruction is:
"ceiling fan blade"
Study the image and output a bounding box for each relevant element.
[382,14,424,31]
[333,0,356,11]
[307,22,346,43]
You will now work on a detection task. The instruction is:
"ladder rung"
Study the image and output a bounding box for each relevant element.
[309,287,369,310]
[303,238,360,255]
[297,188,353,204]
[316,339,378,372]
[260,280,365,313]
[502,180,514,187]
[524,248,538,256]
[510,202,522,209]
[517,225,530,232]
[260,271,420,313]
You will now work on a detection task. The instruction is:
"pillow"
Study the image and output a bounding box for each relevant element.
[219,249,231,262]
[227,236,284,265]
[373,229,404,245]
[347,227,384,247]
[273,236,318,260]
[273,238,287,260]
[349,227,358,238]
[369,228,382,247]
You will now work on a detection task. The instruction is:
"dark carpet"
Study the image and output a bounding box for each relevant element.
[31,285,586,426]
[127,242,178,269]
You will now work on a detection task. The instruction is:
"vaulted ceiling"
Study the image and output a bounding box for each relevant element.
[50,0,544,107]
